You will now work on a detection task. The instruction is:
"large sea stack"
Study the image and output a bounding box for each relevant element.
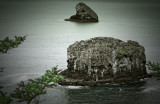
[65,2,99,22]
[59,37,147,86]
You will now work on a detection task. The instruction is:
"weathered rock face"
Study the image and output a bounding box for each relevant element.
[65,2,99,22]
[60,37,147,86]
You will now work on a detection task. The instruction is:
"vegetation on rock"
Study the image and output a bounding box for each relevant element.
[147,61,160,79]
[60,37,147,85]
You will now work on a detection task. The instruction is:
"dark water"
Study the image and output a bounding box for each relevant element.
[40,78,160,104]
[0,0,160,103]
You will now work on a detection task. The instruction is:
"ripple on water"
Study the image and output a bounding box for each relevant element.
[65,86,89,89]
[0,73,42,86]
[142,85,160,93]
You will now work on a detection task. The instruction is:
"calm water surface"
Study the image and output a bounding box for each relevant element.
[0,0,160,103]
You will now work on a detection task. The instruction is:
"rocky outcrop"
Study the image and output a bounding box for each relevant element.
[65,2,99,22]
[59,37,147,86]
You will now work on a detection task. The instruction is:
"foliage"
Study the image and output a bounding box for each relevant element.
[11,67,62,104]
[0,86,12,104]
[0,36,27,53]
[0,35,27,103]
[147,61,160,79]
[0,36,26,104]
[116,47,132,54]
[0,36,62,103]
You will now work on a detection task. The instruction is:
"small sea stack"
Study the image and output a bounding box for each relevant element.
[65,2,99,22]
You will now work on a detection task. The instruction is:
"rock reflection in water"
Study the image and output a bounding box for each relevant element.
[65,81,146,104]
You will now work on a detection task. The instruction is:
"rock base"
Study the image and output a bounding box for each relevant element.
[64,18,98,22]
[58,75,147,86]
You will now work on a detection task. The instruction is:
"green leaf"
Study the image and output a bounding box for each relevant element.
[10,66,61,104]
[147,61,160,79]
[0,36,27,53]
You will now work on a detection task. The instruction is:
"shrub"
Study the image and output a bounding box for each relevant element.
[11,67,62,104]
[0,86,12,104]
[0,36,27,53]
[147,61,160,79]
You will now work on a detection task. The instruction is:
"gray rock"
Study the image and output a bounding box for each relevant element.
[59,37,147,85]
[65,2,99,22]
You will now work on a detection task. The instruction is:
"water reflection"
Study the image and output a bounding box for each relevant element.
[65,82,146,104]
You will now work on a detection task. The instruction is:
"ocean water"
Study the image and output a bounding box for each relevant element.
[0,0,160,103]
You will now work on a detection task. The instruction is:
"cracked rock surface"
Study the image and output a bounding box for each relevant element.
[59,37,147,86]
